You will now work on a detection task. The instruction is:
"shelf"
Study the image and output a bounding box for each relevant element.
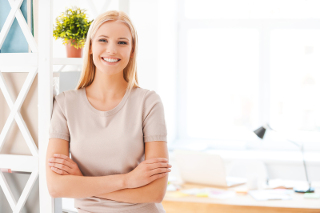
[0,154,38,173]
[0,53,37,72]
[53,58,83,65]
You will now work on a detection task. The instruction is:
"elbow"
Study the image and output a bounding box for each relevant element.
[154,187,167,203]
[154,175,169,203]
[48,185,59,198]
[155,192,165,203]
[47,175,62,198]
[50,190,59,198]
[48,181,63,198]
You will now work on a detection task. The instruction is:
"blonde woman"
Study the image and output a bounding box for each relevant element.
[46,10,171,213]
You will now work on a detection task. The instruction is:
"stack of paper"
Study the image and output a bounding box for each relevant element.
[249,189,294,201]
[266,179,295,189]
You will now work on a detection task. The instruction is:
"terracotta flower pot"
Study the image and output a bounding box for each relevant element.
[65,39,83,58]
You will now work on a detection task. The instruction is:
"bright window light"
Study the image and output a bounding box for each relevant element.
[185,0,320,19]
[186,29,260,141]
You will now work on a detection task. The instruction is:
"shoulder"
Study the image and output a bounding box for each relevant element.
[131,87,162,103]
[133,88,164,115]
[53,89,82,108]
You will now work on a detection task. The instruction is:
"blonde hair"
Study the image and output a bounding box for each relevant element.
[75,10,139,91]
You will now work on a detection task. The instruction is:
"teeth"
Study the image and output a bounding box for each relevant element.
[103,58,119,62]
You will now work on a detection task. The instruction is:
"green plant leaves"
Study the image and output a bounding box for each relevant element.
[53,6,94,49]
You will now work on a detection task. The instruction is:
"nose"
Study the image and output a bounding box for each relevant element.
[106,42,117,55]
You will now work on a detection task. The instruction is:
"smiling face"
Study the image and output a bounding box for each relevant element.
[90,20,133,75]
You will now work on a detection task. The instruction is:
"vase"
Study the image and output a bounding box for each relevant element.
[65,39,83,58]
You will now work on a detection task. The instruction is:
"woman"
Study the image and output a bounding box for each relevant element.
[46,10,171,213]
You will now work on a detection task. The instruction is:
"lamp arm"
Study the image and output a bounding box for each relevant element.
[286,138,302,148]
[268,126,302,148]
[266,126,311,188]
[287,139,311,188]
[284,139,310,188]
[300,144,311,189]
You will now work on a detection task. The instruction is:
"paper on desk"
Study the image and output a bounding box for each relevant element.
[266,179,295,189]
[304,193,320,199]
[249,189,294,201]
[180,188,235,199]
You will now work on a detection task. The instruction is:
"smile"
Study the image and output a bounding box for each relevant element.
[102,57,121,62]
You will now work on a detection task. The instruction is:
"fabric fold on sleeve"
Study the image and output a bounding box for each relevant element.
[49,92,70,142]
[142,90,167,143]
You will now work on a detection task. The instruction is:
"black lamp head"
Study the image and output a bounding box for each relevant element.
[254,126,267,139]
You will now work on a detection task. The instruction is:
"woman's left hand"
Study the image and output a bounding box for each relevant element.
[48,154,83,176]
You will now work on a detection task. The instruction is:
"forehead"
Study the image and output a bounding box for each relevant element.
[94,20,131,39]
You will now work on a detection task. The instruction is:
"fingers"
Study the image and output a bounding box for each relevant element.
[48,154,73,174]
[150,168,171,176]
[150,172,168,182]
[53,154,73,165]
[50,166,69,175]
[144,158,171,172]
[145,158,168,164]
[49,162,71,174]
[48,154,73,169]
[149,162,172,170]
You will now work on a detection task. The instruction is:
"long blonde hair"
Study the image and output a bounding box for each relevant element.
[75,10,139,91]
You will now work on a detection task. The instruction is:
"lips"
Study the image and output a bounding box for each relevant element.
[101,57,121,65]
[101,57,121,61]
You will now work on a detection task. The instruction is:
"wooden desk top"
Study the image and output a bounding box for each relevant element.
[162,182,320,213]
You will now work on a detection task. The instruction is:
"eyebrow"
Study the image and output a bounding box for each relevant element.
[98,35,129,41]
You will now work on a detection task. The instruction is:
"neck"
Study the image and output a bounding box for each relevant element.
[87,69,128,101]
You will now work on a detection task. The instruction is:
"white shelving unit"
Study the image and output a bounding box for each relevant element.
[0,0,39,212]
[53,58,83,66]
[53,58,83,73]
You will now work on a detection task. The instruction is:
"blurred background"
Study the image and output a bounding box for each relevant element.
[54,0,320,152]
[52,0,320,203]
[1,0,320,212]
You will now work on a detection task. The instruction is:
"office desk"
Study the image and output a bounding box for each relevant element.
[162,182,320,213]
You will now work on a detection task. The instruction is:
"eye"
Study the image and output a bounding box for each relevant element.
[119,41,127,45]
[99,39,106,42]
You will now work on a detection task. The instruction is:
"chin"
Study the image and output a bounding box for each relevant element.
[97,67,123,75]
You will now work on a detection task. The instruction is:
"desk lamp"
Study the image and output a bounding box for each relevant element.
[253,123,314,193]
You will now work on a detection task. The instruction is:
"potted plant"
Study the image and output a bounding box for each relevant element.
[53,7,93,58]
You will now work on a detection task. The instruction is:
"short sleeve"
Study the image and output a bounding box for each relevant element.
[142,90,167,143]
[49,92,70,141]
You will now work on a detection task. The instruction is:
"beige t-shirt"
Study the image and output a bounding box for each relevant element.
[49,86,167,213]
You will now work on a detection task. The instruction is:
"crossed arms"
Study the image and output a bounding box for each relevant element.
[46,138,169,203]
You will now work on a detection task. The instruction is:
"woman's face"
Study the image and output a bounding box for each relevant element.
[90,20,133,75]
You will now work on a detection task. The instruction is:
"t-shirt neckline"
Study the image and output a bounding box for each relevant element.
[81,87,130,117]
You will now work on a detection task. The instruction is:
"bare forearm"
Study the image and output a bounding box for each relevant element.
[51,174,126,198]
[93,174,168,203]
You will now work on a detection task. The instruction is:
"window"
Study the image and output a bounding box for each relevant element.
[175,0,320,150]
[186,29,259,141]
